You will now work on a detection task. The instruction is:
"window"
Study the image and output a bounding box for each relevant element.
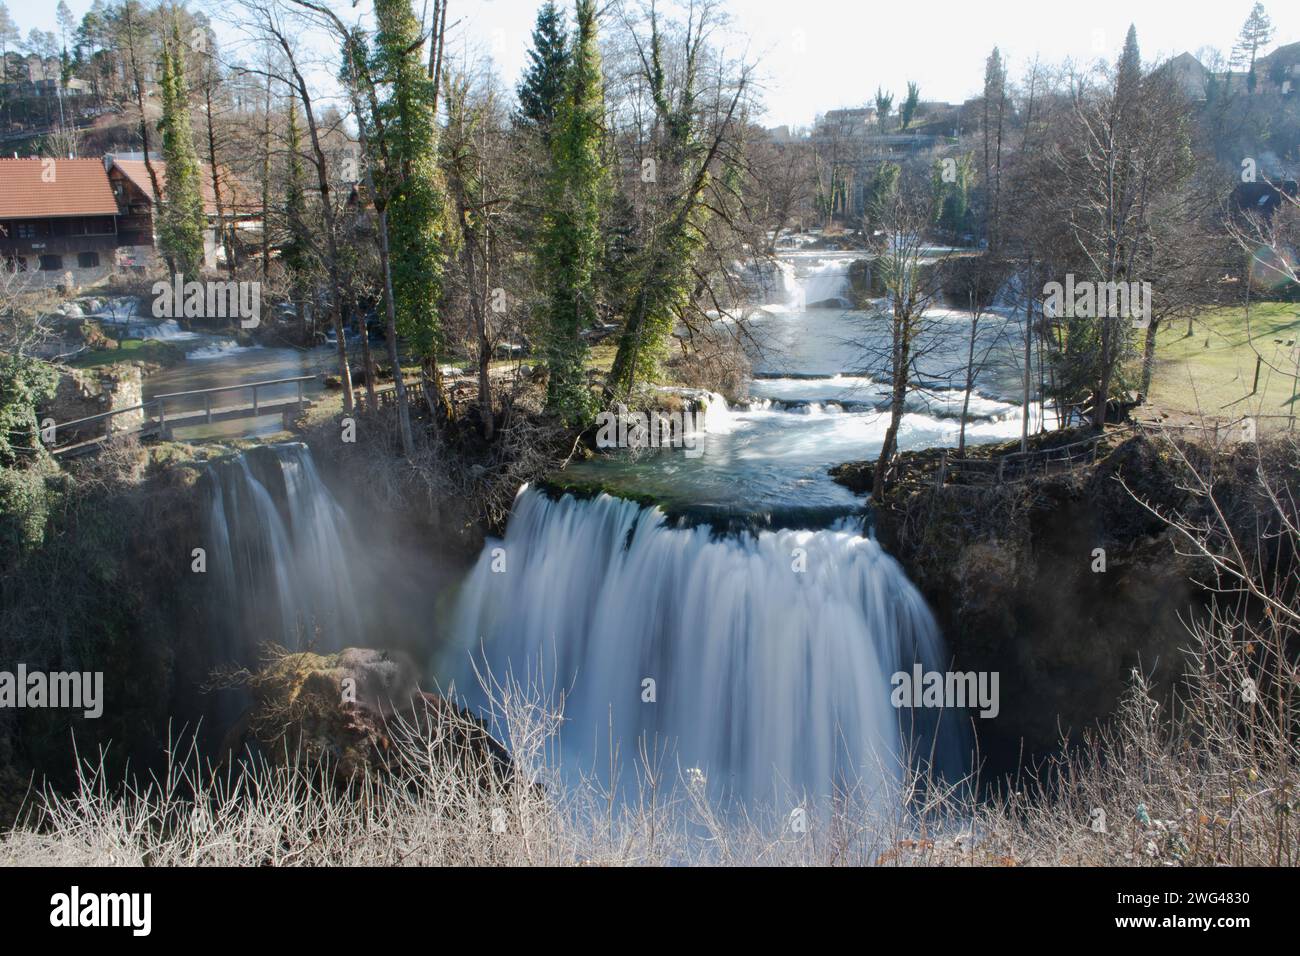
[78,251,100,269]
[15,222,37,239]
[38,254,63,271]
[69,217,114,236]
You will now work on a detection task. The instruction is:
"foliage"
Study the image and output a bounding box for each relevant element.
[931,153,973,237]
[515,1,570,141]
[0,355,57,470]
[539,0,606,425]
[156,19,206,279]
[900,81,920,130]
[371,0,449,364]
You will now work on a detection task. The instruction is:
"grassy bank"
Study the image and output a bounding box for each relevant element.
[66,339,188,369]
[1148,302,1300,427]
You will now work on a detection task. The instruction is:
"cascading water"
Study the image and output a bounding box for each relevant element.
[452,486,964,804]
[744,254,859,312]
[793,256,857,309]
[202,443,363,659]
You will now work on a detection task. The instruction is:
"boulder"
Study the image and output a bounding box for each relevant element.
[221,647,514,788]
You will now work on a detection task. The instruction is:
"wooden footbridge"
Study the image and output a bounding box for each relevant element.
[47,375,316,457]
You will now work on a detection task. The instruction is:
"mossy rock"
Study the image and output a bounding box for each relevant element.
[224,647,514,788]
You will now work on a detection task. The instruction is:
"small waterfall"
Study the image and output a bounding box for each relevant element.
[452,487,963,804]
[186,339,261,360]
[794,256,857,309]
[991,272,1026,311]
[201,443,362,659]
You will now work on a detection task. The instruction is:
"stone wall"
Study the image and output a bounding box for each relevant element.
[41,363,145,443]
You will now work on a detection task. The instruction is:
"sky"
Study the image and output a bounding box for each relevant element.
[9,0,1300,127]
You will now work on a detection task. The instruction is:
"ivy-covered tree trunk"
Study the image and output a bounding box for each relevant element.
[157,20,206,279]
[372,0,449,426]
[538,0,606,426]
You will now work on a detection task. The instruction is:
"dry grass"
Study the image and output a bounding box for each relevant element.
[1,638,1294,867]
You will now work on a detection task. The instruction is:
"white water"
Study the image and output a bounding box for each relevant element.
[186,340,262,360]
[767,255,856,311]
[203,443,363,656]
[452,486,962,803]
[99,316,202,342]
[451,240,1054,803]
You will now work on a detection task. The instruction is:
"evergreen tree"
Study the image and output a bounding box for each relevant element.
[0,4,17,99]
[931,154,972,238]
[157,21,206,278]
[1232,2,1274,84]
[899,81,920,130]
[981,47,1006,250]
[1116,24,1142,108]
[874,87,893,133]
[371,0,448,382]
[516,1,571,141]
[540,0,606,423]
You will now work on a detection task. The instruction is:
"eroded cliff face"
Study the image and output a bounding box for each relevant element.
[839,433,1297,771]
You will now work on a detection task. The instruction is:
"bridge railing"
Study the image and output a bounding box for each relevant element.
[48,375,316,452]
[932,426,1132,487]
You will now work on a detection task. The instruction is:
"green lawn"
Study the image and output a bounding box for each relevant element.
[1147,302,1300,427]
[66,339,187,370]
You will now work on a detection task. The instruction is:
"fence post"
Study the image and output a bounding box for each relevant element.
[158,400,166,440]
[935,450,947,490]
[252,385,260,417]
[997,458,1005,484]
[205,394,213,424]
[297,379,305,413]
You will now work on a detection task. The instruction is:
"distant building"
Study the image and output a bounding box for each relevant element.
[1257,41,1300,95]
[1163,51,1213,101]
[1162,44,1300,100]
[0,155,259,289]
[0,158,119,286]
[105,154,259,272]
[814,107,876,141]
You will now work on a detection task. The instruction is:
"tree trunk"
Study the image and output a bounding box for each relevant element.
[203,78,234,277]
[872,313,911,500]
[279,39,353,413]
[1022,268,1033,451]
[959,308,978,456]
[351,291,378,411]
[260,73,272,282]
[1094,314,1112,431]
[1139,317,1160,398]
[377,207,414,456]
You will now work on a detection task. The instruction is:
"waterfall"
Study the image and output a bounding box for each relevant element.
[793,256,857,309]
[201,443,362,659]
[751,255,858,311]
[452,486,964,805]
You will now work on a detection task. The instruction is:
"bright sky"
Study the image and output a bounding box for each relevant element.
[10,0,1300,127]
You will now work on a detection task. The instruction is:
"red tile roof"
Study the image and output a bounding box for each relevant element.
[0,158,119,219]
[111,158,257,216]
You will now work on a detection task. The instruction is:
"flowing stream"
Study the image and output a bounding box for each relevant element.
[188,244,1035,805]
[449,247,1033,803]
